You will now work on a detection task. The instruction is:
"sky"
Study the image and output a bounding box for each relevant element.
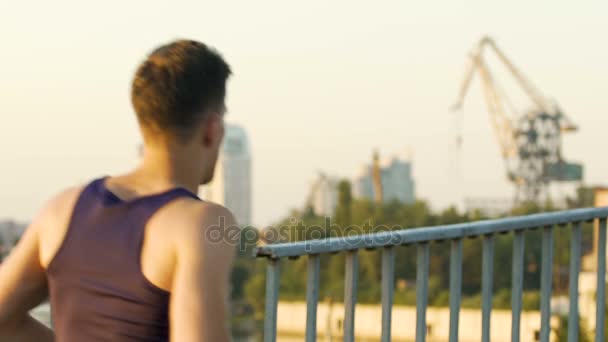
[1,0,607,226]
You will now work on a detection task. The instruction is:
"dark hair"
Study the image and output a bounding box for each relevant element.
[131,39,231,140]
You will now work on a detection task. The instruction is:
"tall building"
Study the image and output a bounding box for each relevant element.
[353,165,375,201]
[202,124,252,226]
[307,172,339,217]
[353,156,415,204]
[0,220,27,259]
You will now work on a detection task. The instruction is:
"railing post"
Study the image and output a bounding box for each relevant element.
[381,247,395,342]
[511,231,525,342]
[595,218,606,342]
[540,226,554,342]
[306,254,321,342]
[568,222,582,342]
[481,234,495,342]
[449,238,463,342]
[264,258,281,342]
[416,243,430,342]
[344,250,359,342]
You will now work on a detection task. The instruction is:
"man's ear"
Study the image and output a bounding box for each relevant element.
[202,114,223,147]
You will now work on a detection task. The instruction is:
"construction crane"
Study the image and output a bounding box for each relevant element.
[452,36,583,203]
[372,150,384,203]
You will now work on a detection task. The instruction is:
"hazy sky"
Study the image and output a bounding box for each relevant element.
[1,0,607,226]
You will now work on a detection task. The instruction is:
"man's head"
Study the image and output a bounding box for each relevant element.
[132,39,231,184]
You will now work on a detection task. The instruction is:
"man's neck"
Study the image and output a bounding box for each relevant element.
[135,147,202,194]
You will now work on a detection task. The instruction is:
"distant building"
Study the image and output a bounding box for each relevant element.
[202,124,252,226]
[353,157,415,204]
[0,220,27,258]
[307,172,339,217]
[353,165,375,202]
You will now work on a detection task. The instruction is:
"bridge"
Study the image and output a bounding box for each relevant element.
[255,207,608,342]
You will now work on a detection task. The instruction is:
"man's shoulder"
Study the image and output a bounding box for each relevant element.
[37,184,87,229]
[166,199,237,227]
[37,183,88,267]
[47,185,87,212]
[191,201,237,227]
[160,200,238,249]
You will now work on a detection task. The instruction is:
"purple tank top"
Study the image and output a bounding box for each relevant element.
[46,177,200,341]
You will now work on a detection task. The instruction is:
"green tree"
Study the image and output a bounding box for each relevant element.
[554,315,591,342]
[231,255,253,300]
[566,186,595,209]
[243,261,267,314]
[333,180,353,230]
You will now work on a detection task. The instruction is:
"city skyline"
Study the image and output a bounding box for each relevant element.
[1,1,607,226]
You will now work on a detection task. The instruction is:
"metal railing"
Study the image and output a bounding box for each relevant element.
[254,207,608,342]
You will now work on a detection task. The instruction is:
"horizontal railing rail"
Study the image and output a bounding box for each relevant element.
[254,207,608,342]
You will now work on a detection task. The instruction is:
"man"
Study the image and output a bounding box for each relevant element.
[0,40,236,341]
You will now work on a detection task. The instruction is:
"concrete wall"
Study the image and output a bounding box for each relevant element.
[580,271,601,336]
[277,301,558,341]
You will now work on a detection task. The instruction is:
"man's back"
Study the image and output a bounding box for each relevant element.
[45,177,200,341]
[0,174,236,341]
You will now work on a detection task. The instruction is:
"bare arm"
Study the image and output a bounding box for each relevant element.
[170,203,237,342]
[0,211,54,341]
[0,186,80,342]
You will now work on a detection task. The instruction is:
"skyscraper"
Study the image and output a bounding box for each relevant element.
[352,156,415,204]
[202,124,252,226]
